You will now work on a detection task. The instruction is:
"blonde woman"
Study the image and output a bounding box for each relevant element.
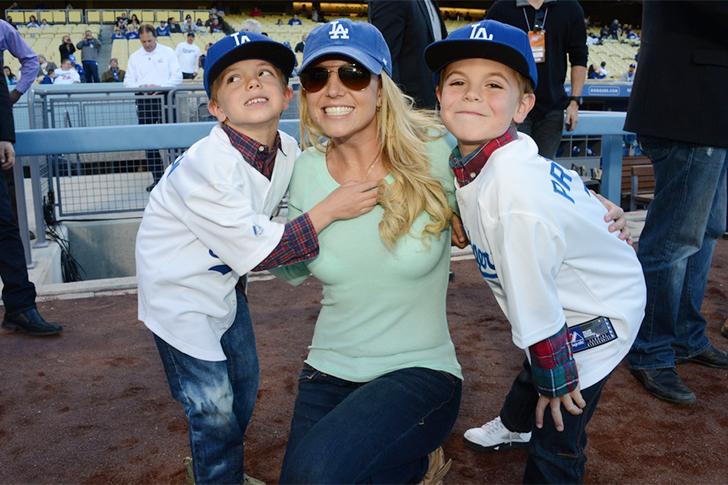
[273,19,460,484]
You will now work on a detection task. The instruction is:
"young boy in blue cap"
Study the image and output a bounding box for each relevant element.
[135,31,378,484]
[425,20,646,483]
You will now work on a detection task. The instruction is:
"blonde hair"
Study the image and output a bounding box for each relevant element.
[300,73,452,249]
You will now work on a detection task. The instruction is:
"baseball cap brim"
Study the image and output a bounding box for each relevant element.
[300,45,385,75]
[425,40,533,86]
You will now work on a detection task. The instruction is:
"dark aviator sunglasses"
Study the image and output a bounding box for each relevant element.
[299,63,372,93]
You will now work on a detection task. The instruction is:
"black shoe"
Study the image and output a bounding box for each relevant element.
[2,308,63,336]
[675,346,728,369]
[630,368,696,404]
[146,182,157,192]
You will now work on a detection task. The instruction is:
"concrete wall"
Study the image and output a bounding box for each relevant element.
[65,219,141,280]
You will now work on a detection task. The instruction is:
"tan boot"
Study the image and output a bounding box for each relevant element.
[722,317,728,338]
[183,457,266,485]
[418,446,452,485]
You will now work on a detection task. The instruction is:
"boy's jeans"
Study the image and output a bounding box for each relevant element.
[628,136,728,370]
[499,360,609,484]
[154,289,259,485]
[279,365,462,484]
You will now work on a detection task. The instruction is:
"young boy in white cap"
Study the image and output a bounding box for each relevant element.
[135,31,378,484]
[425,20,646,483]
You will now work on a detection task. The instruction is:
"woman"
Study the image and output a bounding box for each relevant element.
[4,66,17,85]
[26,15,39,28]
[129,13,140,28]
[273,19,463,484]
[273,19,631,485]
[58,35,75,62]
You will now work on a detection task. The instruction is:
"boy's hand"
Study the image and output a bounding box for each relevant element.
[535,385,586,432]
[308,179,380,232]
[592,190,633,245]
[451,213,469,249]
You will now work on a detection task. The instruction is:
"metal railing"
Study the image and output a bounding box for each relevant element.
[13,112,630,269]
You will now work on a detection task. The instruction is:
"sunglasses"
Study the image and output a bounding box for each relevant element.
[299,63,372,93]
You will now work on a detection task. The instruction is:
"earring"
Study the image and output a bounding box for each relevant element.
[376,105,381,112]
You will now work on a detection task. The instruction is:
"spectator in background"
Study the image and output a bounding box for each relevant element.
[101,57,125,82]
[195,18,204,29]
[600,25,609,41]
[129,13,140,29]
[250,6,262,17]
[123,24,182,191]
[294,33,306,53]
[282,40,298,75]
[39,18,50,29]
[625,1,728,405]
[587,63,605,79]
[486,0,588,159]
[76,29,101,83]
[111,27,125,40]
[156,20,170,37]
[197,42,212,70]
[609,19,620,40]
[37,54,48,76]
[599,60,608,77]
[116,12,128,33]
[586,32,601,45]
[26,15,39,28]
[175,32,201,79]
[276,18,283,26]
[3,66,17,85]
[39,61,56,84]
[298,3,310,18]
[126,23,139,40]
[209,17,222,33]
[67,54,84,79]
[52,57,80,84]
[368,0,447,109]
[241,18,262,34]
[620,63,635,82]
[59,34,75,61]
[182,15,196,33]
[288,14,302,25]
[168,17,181,34]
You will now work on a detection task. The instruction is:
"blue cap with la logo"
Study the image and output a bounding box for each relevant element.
[424,20,538,89]
[203,31,296,97]
[300,18,392,77]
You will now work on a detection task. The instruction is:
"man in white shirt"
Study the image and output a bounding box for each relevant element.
[53,58,80,84]
[124,24,182,191]
[175,32,201,79]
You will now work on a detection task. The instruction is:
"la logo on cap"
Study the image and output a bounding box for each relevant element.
[328,20,349,39]
[469,23,494,40]
[230,32,251,46]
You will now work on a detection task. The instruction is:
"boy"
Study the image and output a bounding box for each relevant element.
[136,32,378,484]
[425,20,646,483]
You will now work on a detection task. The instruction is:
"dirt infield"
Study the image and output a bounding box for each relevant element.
[2,242,728,484]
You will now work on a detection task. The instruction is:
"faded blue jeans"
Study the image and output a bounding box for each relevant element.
[279,364,462,484]
[154,289,259,485]
[628,135,728,370]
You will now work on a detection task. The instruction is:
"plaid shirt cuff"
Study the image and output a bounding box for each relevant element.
[253,214,319,271]
[529,323,579,397]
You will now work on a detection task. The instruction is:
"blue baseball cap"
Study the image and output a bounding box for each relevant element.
[424,20,538,89]
[300,19,392,77]
[203,31,296,97]
[68,54,76,63]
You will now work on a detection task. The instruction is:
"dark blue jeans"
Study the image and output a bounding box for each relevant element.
[628,136,728,370]
[279,365,462,484]
[499,360,609,484]
[0,167,36,315]
[82,62,100,83]
[517,109,565,160]
[154,289,259,485]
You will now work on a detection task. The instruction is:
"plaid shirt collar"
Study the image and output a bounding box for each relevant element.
[449,125,519,187]
[221,124,284,180]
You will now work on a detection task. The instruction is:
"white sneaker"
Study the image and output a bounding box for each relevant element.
[463,416,531,452]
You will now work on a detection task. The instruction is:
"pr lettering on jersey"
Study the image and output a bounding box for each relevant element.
[470,234,497,279]
[230,32,251,46]
[328,21,349,39]
[167,153,185,176]
[550,161,575,204]
[469,23,494,40]
[253,224,264,236]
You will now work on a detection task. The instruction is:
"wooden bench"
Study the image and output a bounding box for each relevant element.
[630,164,655,211]
[621,156,651,209]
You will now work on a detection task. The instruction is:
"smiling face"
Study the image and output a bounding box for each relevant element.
[437,58,534,158]
[207,59,293,144]
[303,58,381,145]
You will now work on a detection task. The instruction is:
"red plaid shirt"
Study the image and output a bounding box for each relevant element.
[222,124,319,271]
[449,124,578,395]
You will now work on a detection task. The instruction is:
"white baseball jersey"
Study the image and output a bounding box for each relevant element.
[136,125,300,361]
[124,42,182,88]
[175,41,202,75]
[53,68,80,84]
[457,134,646,389]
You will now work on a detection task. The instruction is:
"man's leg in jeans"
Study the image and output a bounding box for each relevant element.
[628,137,728,371]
